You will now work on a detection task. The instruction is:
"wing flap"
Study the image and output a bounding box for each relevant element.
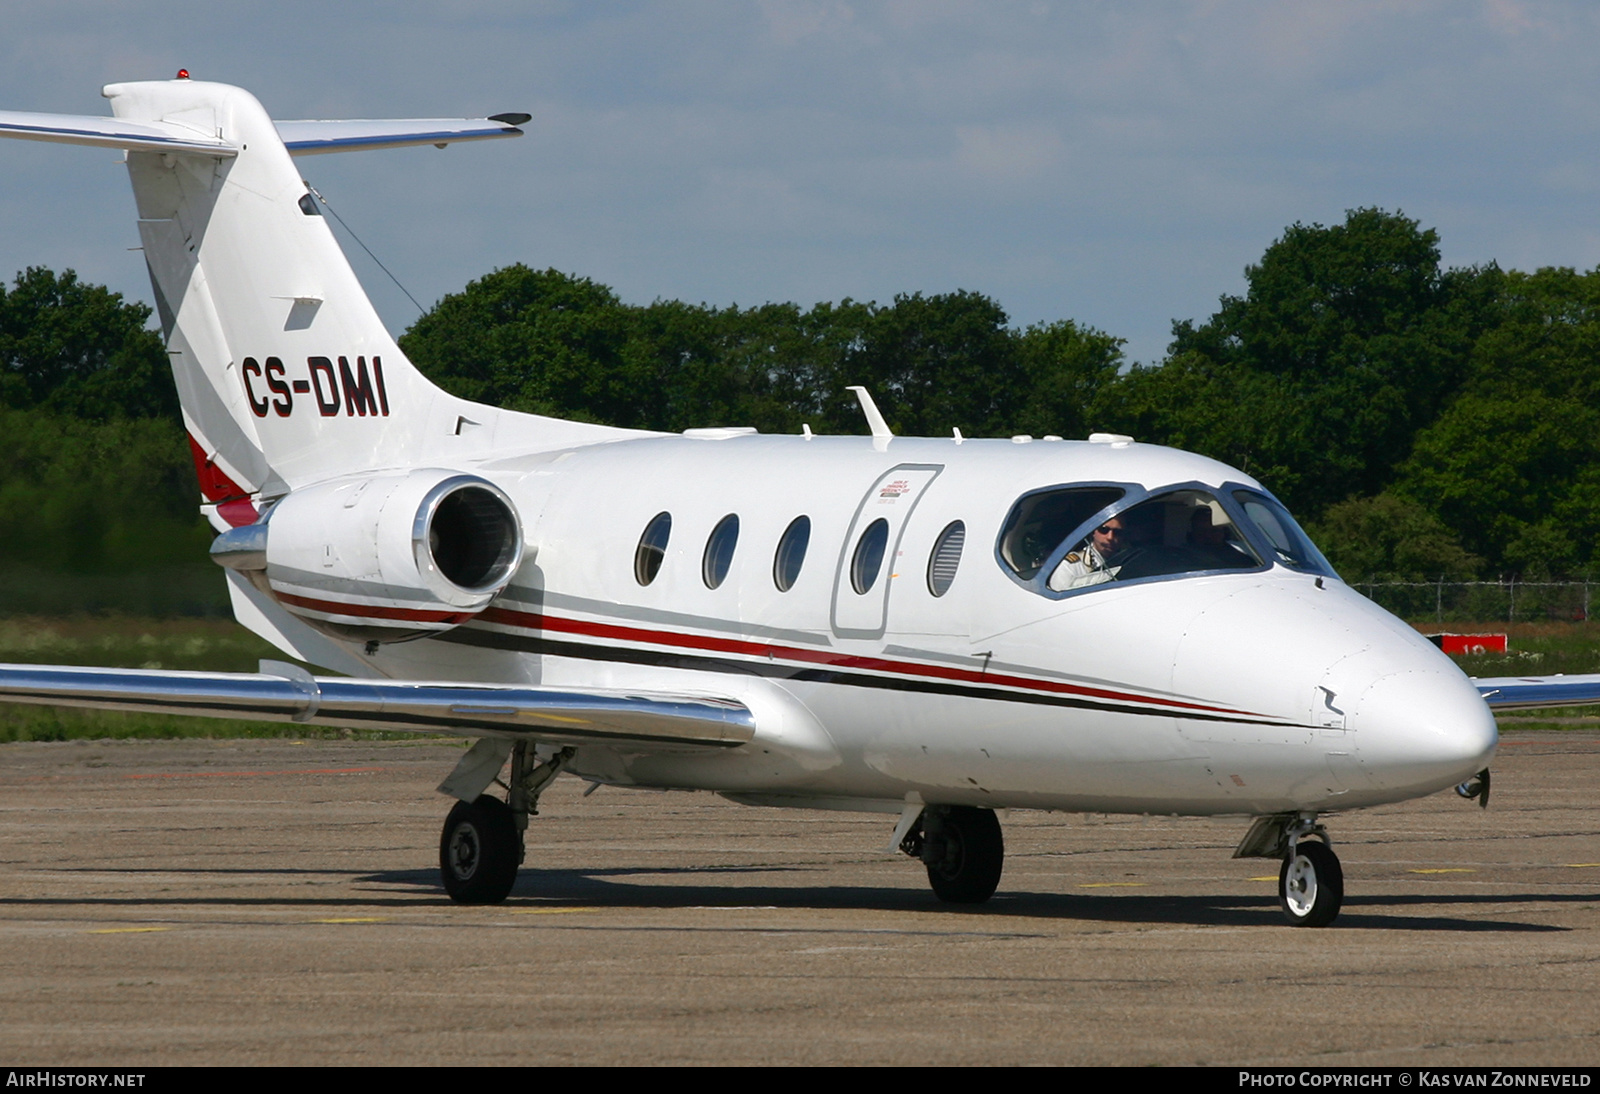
[1474,673,1600,711]
[0,110,236,155]
[0,662,754,749]
[274,118,524,155]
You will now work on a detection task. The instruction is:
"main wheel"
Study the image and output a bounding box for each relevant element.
[1279,840,1343,927]
[924,806,1004,904]
[439,795,520,904]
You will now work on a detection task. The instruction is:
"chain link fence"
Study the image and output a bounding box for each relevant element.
[1351,579,1596,623]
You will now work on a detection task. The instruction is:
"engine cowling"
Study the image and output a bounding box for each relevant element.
[212,469,524,641]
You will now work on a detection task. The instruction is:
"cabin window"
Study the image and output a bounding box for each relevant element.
[1232,490,1337,577]
[634,511,671,586]
[702,514,739,589]
[998,486,1126,580]
[851,518,890,594]
[1045,489,1260,593]
[927,520,965,597]
[773,515,810,592]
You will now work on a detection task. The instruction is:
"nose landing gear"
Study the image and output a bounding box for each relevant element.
[1236,812,1344,927]
[1278,838,1343,927]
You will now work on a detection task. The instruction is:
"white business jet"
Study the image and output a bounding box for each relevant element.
[0,77,1557,927]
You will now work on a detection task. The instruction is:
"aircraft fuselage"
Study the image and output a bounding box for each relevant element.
[341,431,1498,818]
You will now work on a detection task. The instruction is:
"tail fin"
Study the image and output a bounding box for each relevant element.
[2,78,629,524]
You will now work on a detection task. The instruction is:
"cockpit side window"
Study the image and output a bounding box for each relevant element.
[1231,490,1338,578]
[998,486,1126,580]
[1045,488,1261,592]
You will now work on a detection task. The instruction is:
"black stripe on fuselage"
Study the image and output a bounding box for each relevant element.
[435,626,1306,729]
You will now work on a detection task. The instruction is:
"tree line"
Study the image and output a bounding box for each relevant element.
[6,207,1600,605]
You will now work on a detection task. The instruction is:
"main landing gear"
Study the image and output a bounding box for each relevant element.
[1236,812,1344,927]
[899,805,1005,904]
[438,741,572,904]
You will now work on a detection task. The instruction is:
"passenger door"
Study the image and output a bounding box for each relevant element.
[831,464,942,639]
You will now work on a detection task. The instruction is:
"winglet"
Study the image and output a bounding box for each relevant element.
[847,386,893,439]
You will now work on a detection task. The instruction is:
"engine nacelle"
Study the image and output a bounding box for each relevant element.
[212,469,524,641]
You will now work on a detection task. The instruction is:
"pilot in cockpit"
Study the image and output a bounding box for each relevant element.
[1047,515,1131,591]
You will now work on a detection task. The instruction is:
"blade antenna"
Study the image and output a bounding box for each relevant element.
[306,183,426,315]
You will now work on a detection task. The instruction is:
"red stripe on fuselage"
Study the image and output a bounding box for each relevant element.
[477,606,1260,719]
[265,593,1262,718]
[274,590,473,625]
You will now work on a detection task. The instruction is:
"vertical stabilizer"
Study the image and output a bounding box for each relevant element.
[107,79,442,504]
[65,79,632,525]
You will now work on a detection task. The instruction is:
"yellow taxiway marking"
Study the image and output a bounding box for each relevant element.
[1407,868,1476,874]
[1563,863,1600,868]
[308,917,390,924]
[510,906,602,915]
[88,927,173,934]
[1079,882,1146,888]
[1249,876,1279,882]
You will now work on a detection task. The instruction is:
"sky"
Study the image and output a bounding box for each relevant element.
[3,1,1600,367]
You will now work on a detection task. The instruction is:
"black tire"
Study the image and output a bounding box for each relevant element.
[1278,840,1343,927]
[924,806,1004,904]
[439,795,520,904]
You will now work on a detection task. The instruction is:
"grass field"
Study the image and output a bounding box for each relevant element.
[0,614,1596,741]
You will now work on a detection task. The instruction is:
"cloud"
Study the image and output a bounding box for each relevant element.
[6,1,1600,370]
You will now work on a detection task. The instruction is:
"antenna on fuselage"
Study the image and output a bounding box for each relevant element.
[847,386,893,440]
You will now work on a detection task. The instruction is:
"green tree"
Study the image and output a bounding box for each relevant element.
[0,267,177,420]
[1398,266,1600,574]
[1098,209,1500,519]
[1307,493,1481,581]
[401,268,1123,440]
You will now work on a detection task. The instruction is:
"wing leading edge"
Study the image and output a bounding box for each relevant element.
[0,662,754,750]
[1474,673,1600,711]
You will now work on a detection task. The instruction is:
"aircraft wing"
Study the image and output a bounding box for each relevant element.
[0,110,236,155]
[274,117,527,155]
[0,662,753,750]
[1474,674,1600,711]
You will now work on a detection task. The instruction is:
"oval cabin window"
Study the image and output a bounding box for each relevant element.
[851,518,890,595]
[927,520,965,597]
[773,515,810,592]
[634,511,671,586]
[702,514,739,589]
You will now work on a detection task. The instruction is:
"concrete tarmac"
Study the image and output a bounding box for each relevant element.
[1,733,1598,1066]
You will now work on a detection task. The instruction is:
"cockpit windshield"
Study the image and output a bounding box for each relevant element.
[1045,489,1260,591]
[998,482,1335,597]
[1231,490,1337,577]
[997,486,1125,580]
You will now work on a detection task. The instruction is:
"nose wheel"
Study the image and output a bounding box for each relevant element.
[1278,839,1343,927]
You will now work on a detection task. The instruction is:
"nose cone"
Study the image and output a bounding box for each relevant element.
[1351,665,1497,798]
[1171,575,1496,809]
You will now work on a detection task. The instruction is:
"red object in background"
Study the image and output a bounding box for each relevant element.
[1426,633,1509,655]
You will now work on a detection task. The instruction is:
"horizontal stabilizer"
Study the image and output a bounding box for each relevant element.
[0,110,235,155]
[0,662,754,749]
[1474,673,1600,711]
[275,117,525,155]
